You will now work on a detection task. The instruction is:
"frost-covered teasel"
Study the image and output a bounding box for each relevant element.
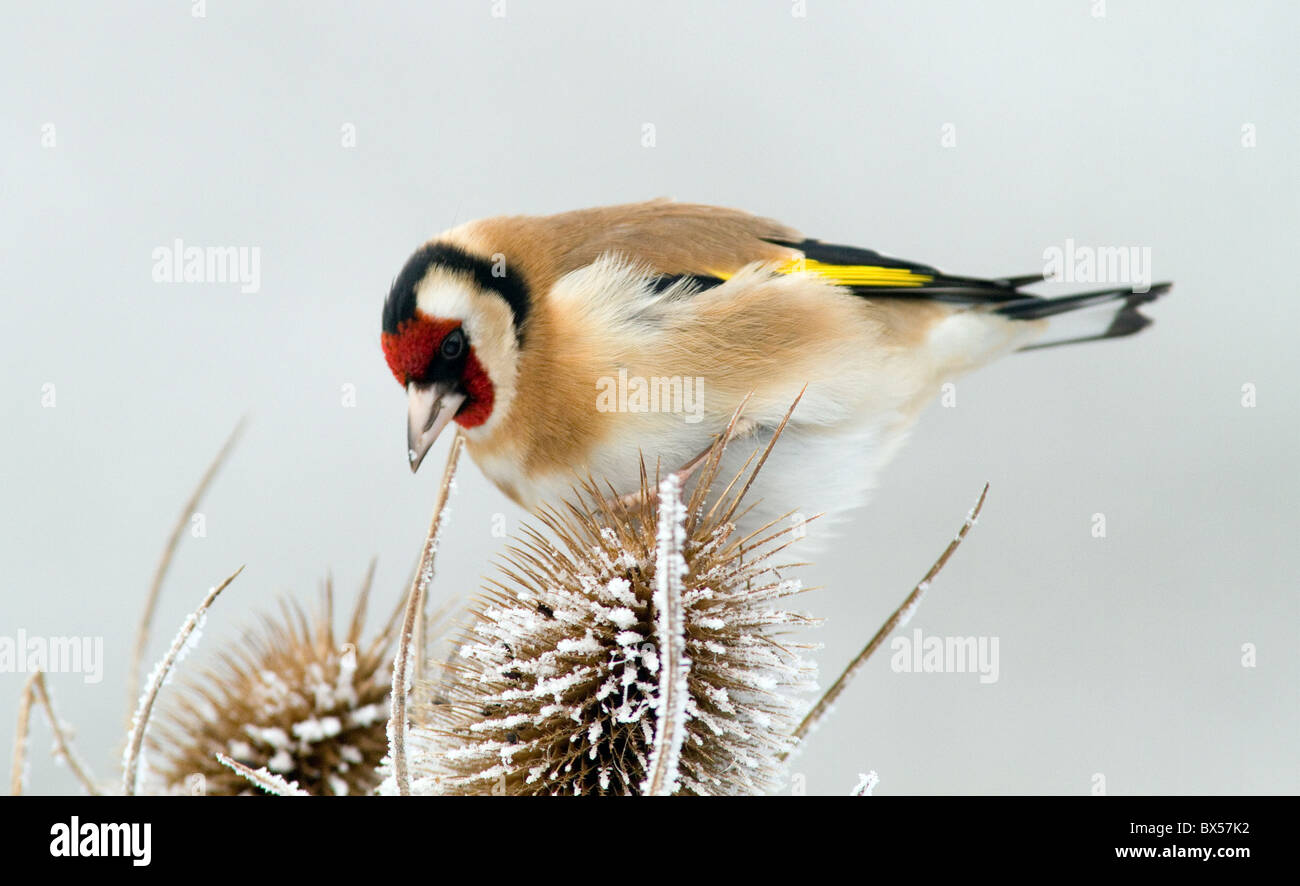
[150,569,397,797]
[408,426,820,796]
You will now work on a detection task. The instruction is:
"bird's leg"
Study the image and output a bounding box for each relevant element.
[612,404,758,511]
[609,440,718,512]
[668,439,720,485]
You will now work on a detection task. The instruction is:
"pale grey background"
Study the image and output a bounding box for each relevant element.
[2,0,1296,795]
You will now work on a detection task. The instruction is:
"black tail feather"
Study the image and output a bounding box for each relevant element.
[1001,283,1172,351]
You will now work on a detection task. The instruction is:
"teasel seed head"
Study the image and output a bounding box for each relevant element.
[149,566,398,796]
[411,424,820,796]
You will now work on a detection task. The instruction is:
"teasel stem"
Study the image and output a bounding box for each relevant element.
[788,483,989,750]
[390,433,464,796]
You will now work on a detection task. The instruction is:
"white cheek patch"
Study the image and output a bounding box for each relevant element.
[414,268,520,436]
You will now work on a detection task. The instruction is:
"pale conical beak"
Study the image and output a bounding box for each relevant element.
[407,382,467,473]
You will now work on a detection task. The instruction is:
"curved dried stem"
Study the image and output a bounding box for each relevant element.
[25,673,99,794]
[390,433,465,796]
[122,565,243,795]
[787,483,989,749]
[641,474,691,796]
[215,753,309,796]
[125,418,245,729]
[9,674,38,796]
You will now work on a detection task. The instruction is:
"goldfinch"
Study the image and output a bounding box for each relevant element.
[381,199,1169,533]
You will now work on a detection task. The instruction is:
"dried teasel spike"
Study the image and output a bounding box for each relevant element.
[788,482,990,749]
[215,754,310,796]
[122,565,243,795]
[125,418,245,731]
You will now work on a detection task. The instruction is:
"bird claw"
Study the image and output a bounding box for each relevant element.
[609,398,759,511]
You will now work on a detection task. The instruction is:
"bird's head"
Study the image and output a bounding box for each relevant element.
[381,242,529,472]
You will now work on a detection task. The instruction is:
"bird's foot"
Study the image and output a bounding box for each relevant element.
[610,397,758,512]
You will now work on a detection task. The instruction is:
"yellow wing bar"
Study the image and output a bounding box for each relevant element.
[776,258,934,288]
[707,258,935,288]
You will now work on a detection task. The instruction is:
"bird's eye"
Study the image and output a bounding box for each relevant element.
[440,328,465,360]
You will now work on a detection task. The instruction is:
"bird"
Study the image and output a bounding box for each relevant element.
[381,199,1169,538]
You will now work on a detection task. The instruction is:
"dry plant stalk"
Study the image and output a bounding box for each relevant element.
[8,673,99,796]
[122,566,243,795]
[411,397,820,796]
[390,432,465,796]
[9,674,37,796]
[789,482,990,747]
[125,419,245,730]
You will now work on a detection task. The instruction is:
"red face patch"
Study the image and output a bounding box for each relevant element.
[381,313,495,429]
[382,314,458,385]
[456,352,494,429]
